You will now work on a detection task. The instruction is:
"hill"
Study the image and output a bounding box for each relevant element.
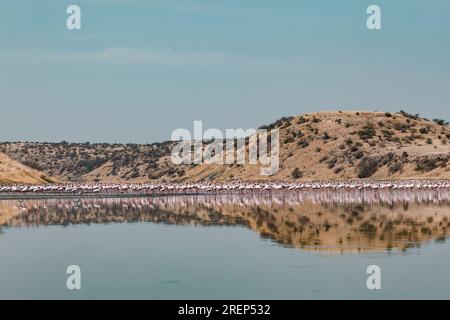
[0,111,449,183]
[0,141,181,183]
[183,111,450,181]
[0,153,54,184]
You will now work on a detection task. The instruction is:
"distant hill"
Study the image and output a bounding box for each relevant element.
[0,141,181,183]
[0,111,449,184]
[0,153,54,184]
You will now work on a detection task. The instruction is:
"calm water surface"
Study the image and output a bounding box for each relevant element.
[0,191,449,299]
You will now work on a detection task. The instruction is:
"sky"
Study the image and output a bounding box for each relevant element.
[1,0,450,143]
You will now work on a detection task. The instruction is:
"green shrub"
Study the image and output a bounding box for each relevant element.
[389,162,403,174]
[357,123,376,140]
[433,119,449,126]
[291,168,303,179]
[358,157,378,178]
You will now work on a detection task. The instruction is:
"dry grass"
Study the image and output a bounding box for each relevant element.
[0,153,55,184]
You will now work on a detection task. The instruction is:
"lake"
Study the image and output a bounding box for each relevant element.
[0,190,449,299]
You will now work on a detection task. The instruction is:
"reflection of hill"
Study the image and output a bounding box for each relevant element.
[1,193,449,253]
[0,201,22,225]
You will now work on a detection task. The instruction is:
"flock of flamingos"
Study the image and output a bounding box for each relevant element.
[0,180,449,198]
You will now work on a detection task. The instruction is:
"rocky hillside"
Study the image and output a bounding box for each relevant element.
[0,111,449,183]
[0,141,182,183]
[184,111,450,181]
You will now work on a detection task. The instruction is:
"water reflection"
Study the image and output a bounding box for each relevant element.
[1,190,449,253]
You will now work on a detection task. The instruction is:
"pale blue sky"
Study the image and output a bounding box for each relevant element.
[1,0,449,143]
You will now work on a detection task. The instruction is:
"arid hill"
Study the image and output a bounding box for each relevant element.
[0,111,449,183]
[0,153,54,184]
[184,111,450,181]
[0,141,181,183]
